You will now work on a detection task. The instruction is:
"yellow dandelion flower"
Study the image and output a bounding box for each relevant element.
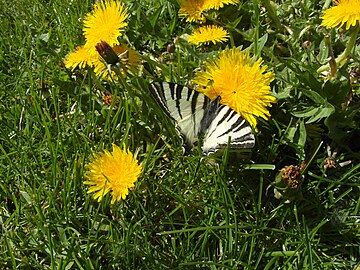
[188,25,229,45]
[179,0,207,22]
[92,57,111,78]
[64,45,97,71]
[83,0,128,54]
[93,43,140,79]
[192,47,275,129]
[179,0,240,22]
[84,144,142,203]
[203,0,240,10]
[321,0,360,30]
[113,44,140,67]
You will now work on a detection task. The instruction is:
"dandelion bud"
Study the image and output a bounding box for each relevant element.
[167,42,175,54]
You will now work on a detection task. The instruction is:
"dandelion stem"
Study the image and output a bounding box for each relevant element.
[335,27,359,68]
[317,27,359,74]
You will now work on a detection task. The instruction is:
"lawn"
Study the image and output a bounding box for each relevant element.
[0,0,359,269]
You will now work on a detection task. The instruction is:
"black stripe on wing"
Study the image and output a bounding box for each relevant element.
[150,82,208,120]
[150,82,172,116]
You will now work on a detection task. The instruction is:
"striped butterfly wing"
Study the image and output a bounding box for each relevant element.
[150,82,210,149]
[202,102,255,154]
[151,82,255,155]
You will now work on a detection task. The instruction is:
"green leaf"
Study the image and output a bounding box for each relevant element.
[150,6,163,29]
[292,89,335,123]
[257,33,269,54]
[317,39,328,64]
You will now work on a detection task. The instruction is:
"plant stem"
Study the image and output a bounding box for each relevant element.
[322,0,332,10]
[317,27,359,74]
[262,0,286,33]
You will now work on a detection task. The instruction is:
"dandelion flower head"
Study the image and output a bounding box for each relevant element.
[64,45,97,71]
[321,0,360,30]
[192,47,275,128]
[179,0,240,22]
[84,144,142,203]
[83,0,128,54]
[204,0,240,10]
[188,25,229,45]
[179,0,207,22]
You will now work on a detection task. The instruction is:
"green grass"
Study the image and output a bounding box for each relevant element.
[1,0,359,269]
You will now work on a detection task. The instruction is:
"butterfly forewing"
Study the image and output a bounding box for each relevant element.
[151,82,209,146]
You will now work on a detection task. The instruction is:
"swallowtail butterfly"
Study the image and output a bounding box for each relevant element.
[150,82,255,155]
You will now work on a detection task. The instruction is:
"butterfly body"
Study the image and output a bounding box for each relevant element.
[151,82,255,155]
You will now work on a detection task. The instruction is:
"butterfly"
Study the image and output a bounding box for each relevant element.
[150,82,255,155]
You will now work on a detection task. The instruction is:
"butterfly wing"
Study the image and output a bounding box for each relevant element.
[150,82,210,149]
[202,103,255,154]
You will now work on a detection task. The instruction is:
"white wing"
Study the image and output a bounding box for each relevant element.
[151,82,209,147]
